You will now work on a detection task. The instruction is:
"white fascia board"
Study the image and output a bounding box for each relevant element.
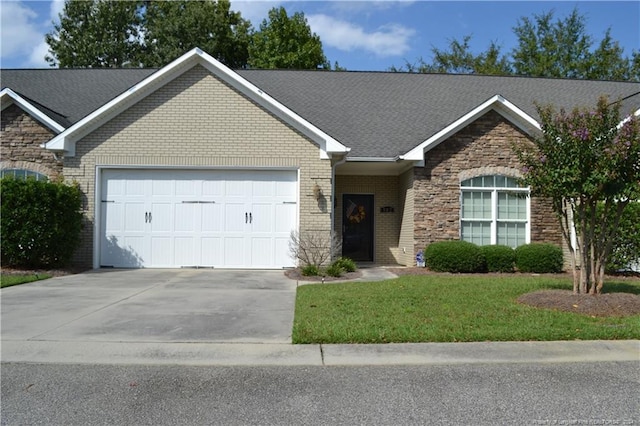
[195,50,349,158]
[1,88,65,134]
[401,95,541,161]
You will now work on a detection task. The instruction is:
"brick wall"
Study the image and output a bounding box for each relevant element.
[414,109,562,255]
[65,65,332,266]
[1,103,62,179]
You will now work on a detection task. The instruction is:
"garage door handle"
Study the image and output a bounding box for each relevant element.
[145,212,148,223]
[149,212,152,223]
[249,212,252,224]
[245,212,248,223]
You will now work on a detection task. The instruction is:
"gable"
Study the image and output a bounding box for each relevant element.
[44,48,348,158]
[75,65,325,159]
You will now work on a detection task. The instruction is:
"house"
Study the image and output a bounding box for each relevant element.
[2,48,639,269]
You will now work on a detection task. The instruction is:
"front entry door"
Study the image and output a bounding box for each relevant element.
[342,194,374,261]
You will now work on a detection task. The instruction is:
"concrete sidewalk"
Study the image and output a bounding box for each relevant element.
[2,340,638,367]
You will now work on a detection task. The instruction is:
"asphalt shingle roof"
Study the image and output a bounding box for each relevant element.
[1,68,157,127]
[3,67,639,158]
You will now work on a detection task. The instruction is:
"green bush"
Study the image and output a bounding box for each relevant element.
[424,240,485,273]
[515,243,563,273]
[602,202,640,273]
[333,257,357,273]
[301,264,320,276]
[479,245,515,273]
[1,177,83,268]
[325,263,344,277]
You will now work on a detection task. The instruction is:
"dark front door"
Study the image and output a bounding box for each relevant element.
[342,194,374,261]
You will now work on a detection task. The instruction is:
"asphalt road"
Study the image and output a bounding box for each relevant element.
[2,361,638,425]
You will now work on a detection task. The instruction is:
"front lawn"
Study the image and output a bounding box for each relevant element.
[292,275,640,343]
[0,273,52,288]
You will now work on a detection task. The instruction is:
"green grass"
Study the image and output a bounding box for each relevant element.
[0,273,52,288]
[293,275,640,343]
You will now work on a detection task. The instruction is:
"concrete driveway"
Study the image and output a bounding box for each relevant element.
[1,269,297,344]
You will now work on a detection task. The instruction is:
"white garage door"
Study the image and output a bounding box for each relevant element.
[100,169,298,268]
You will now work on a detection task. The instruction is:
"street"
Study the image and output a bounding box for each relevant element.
[2,361,638,425]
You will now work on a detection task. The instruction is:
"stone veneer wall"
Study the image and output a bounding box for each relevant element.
[414,110,562,257]
[64,65,332,267]
[1,104,62,179]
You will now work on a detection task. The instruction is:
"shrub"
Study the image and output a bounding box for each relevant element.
[1,177,83,268]
[301,264,320,276]
[333,257,357,273]
[325,263,344,277]
[479,245,515,273]
[424,240,485,273]
[289,230,342,268]
[515,243,563,273]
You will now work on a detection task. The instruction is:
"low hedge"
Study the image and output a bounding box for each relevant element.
[479,245,515,273]
[424,240,485,273]
[1,177,83,268]
[515,243,563,273]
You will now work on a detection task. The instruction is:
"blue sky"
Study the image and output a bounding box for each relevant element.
[1,1,639,71]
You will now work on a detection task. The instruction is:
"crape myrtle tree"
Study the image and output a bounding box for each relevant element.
[514,97,640,294]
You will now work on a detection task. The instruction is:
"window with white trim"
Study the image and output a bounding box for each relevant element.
[460,175,530,248]
[0,169,48,181]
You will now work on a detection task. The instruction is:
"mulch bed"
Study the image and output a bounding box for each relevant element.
[284,268,363,282]
[517,290,640,317]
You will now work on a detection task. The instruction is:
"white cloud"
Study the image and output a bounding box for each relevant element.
[307,14,415,57]
[0,2,43,60]
[230,0,281,28]
[49,0,65,23]
[27,41,50,67]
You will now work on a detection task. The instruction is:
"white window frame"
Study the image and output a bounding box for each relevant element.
[460,176,531,247]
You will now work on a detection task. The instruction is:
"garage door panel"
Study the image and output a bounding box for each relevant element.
[125,179,145,197]
[175,204,197,232]
[201,237,223,266]
[224,238,245,266]
[201,204,223,232]
[275,204,296,233]
[150,202,173,233]
[150,237,172,266]
[104,203,124,233]
[124,203,145,232]
[174,237,196,266]
[274,238,292,266]
[250,204,273,233]
[225,203,247,232]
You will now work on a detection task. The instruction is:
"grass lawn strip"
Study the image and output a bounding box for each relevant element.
[292,275,640,344]
[0,273,52,288]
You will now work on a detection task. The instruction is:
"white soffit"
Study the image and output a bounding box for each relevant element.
[44,48,349,158]
[1,88,65,134]
[401,95,541,161]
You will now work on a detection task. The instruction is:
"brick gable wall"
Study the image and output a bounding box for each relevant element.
[413,109,562,255]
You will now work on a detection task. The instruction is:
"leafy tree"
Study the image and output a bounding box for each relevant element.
[143,0,251,68]
[393,8,639,81]
[249,7,328,70]
[390,36,511,75]
[46,0,145,67]
[514,97,640,294]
